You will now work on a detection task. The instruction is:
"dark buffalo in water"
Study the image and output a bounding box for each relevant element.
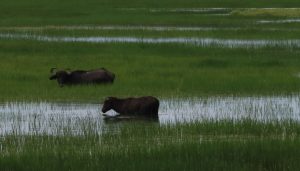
[102,96,159,118]
[49,68,115,86]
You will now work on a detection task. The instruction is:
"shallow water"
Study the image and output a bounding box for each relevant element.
[121,7,300,12]
[148,8,231,15]
[0,96,300,135]
[258,19,300,24]
[0,26,295,31]
[1,33,300,48]
[0,26,230,31]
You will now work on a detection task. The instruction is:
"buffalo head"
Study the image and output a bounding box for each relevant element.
[101,67,115,83]
[49,68,70,87]
[102,97,116,113]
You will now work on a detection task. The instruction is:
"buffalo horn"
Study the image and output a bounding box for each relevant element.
[50,68,57,73]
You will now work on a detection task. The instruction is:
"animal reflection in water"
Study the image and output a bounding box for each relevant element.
[102,96,160,120]
[103,114,159,123]
[49,67,115,87]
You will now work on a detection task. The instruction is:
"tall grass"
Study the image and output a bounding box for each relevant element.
[1,121,300,171]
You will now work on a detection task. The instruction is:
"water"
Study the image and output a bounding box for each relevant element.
[258,19,300,24]
[0,26,233,31]
[121,7,300,13]
[1,33,300,48]
[0,26,296,31]
[148,8,231,15]
[0,96,300,135]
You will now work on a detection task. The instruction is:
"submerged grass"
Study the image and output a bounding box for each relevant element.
[1,120,300,171]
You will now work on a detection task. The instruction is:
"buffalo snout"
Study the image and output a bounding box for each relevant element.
[49,74,57,80]
[102,103,110,113]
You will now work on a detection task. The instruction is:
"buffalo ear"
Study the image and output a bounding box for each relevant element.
[50,68,57,73]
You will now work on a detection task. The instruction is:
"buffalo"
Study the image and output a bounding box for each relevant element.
[102,96,159,118]
[49,68,115,86]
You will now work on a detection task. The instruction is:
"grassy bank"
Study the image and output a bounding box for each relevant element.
[1,121,300,171]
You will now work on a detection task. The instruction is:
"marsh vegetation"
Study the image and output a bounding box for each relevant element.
[1,0,300,170]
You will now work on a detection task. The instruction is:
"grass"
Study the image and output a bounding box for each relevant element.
[0,3,299,102]
[1,0,300,27]
[1,120,300,171]
[0,40,300,101]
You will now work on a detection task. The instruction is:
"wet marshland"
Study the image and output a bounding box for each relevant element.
[1,95,299,135]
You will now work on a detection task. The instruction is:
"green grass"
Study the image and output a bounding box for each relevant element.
[1,0,300,27]
[0,2,300,102]
[0,40,300,101]
[1,121,300,171]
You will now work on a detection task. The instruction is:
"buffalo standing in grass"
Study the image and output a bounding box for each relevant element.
[49,68,115,87]
[102,96,160,118]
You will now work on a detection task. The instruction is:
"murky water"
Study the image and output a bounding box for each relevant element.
[1,33,300,48]
[0,96,300,135]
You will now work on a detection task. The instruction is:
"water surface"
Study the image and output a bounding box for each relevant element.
[0,26,295,31]
[0,96,300,135]
[1,33,299,48]
[258,19,300,23]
